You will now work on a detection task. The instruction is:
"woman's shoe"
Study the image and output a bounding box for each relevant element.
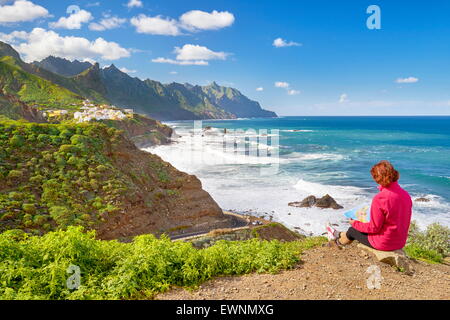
[326,223,338,241]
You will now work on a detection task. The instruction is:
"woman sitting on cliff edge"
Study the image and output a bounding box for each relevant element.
[327,160,413,251]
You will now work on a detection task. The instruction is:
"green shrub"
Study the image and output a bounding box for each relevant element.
[7,169,23,179]
[22,203,36,214]
[405,221,449,263]
[404,243,443,264]
[49,206,73,226]
[33,215,47,226]
[0,227,324,300]
[9,135,24,147]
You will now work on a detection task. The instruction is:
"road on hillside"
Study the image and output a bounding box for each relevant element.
[169,214,249,241]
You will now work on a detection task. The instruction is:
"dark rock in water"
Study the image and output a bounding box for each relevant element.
[288,195,317,208]
[415,197,430,202]
[289,194,343,210]
[315,194,343,209]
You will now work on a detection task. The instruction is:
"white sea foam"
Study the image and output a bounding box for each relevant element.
[284,152,347,162]
[412,194,450,211]
[146,127,281,172]
[293,179,368,199]
[410,194,450,229]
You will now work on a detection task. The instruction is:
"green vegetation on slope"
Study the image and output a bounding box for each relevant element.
[404,221,450,263]
[0,42,108,105]
[0,118,218,240]
[0,226,326,300]
[0,95,25,120]
[0,120,130,233]
[0,56,81,107]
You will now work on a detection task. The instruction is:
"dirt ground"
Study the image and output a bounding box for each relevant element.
[156,242,450,300]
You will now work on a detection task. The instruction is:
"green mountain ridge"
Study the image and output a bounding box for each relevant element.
[0,41,277,120]
[33,56,93,77]
[0,56,82,108]
[0,43,107,105]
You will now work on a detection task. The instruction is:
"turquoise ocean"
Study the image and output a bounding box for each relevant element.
[147,116,450,235]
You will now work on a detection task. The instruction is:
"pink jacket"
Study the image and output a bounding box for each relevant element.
[352,181,412,251]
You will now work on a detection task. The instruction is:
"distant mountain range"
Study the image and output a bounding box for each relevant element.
[0,41,276,120]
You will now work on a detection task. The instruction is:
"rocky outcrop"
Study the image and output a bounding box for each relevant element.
[289,194,343,210]
[0,118,230,240]
[289,196,317,208]
[315,195,344,209]
[357,243,415,275]
[103,113,173,148]
[415,197,430,202]
[95,135,231,240]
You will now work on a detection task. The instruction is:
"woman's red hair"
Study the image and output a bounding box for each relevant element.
[371,160,400,187]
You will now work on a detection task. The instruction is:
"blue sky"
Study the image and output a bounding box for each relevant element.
[1,0,450,116]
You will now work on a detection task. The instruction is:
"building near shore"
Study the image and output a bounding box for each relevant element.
[74,107,127,123]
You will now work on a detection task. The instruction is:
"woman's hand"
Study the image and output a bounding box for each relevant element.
[349,219,356,226]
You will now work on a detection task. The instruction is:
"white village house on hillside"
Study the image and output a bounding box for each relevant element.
[74,106,131,123]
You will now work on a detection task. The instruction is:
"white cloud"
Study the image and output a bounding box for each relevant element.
[174,44,228,61]
[89,16,127,31]
[127,0,143,8]
[288,89,300,95]
[152,57,208,66]
[339,93,349,103]
[395,77,419,84]
[130,14,181,36]
[2,28,130,62]
[179,10,234,31]
[49,10,93,30]
[119,67,136,73]
[273,37,301,48]
[0,0,49,24]
[169,71,178,74]
[86,2,101,7]
[152,44,228,66]
[131,10,235,35]
[0,30,29,43]
[275,81,300,96]
[275,81,290,88]
[256,87,264,92]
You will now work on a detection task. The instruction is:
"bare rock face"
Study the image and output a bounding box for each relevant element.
[95,136,229,240]
[415,197,430,203]
[357,244,415,275]
[289,194,343,210]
